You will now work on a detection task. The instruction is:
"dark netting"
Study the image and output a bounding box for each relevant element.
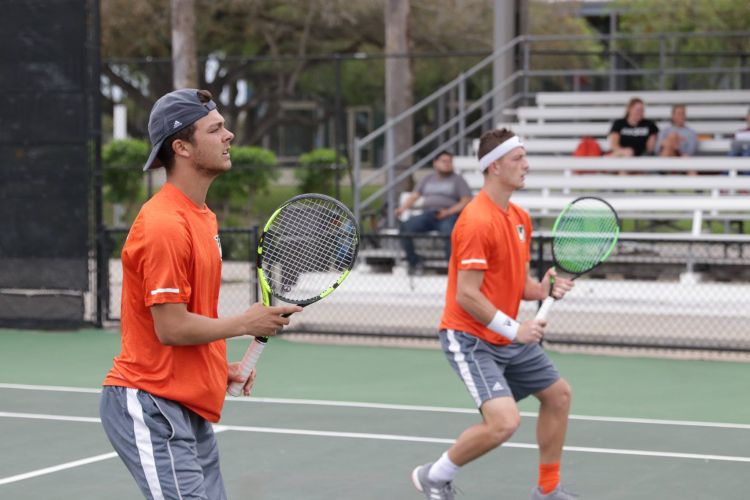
[102,228,750,352]
[0,0,95,326]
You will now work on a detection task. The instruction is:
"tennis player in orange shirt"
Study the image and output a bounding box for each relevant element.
[100,89,301,500]
[411,129,576,500]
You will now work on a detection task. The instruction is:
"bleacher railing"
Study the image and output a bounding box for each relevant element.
[352,30,750,228]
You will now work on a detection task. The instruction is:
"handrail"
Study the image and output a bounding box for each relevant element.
[351,30,750,226]
[353,36,526,223]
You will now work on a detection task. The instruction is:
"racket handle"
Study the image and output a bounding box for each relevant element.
[534,296,556,321]
[227,336,268,397]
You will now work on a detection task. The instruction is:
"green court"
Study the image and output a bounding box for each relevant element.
[1,329,748,499]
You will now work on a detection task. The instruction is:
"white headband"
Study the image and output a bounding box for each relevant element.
[479,135,524,170]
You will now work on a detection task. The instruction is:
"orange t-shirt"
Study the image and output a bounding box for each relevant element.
[103,182,227,422]
[439,190,532,346]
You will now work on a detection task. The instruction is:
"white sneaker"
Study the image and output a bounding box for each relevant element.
[530,485,578,499]
[411,463,456,499]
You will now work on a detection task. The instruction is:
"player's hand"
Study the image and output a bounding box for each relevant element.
[516,319,546,344]
[240,303,302,337]
[227,365,256,396]
[542,268,574,300]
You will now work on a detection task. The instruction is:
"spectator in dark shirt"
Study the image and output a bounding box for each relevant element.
[606,97,659,157]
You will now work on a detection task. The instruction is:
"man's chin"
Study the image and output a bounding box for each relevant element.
[197,162,232,177]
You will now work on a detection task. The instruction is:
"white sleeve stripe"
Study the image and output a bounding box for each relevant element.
[460,258,487,265]
[150,288,180,295]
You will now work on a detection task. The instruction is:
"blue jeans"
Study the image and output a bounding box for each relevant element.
[400,211,458,267]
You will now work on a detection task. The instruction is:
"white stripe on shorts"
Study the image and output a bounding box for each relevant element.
[150,288,179,295]
[126,388,165,500]
[446,330,481,406]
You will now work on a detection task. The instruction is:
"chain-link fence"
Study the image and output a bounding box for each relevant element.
[102,229,750,352]
[102,228,258,322]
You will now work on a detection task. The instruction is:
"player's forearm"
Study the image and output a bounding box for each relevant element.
[153,307,245,346]
[456,288,497,325]
[523,278,547,301]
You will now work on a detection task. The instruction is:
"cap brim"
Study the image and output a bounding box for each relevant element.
[142,141,164,172]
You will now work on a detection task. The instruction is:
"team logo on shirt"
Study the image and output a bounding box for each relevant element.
[516,225,526,242]
[214,234,222,260]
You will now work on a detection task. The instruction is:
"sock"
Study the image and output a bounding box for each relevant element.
[538,462,560,494]
[428,452,460,483]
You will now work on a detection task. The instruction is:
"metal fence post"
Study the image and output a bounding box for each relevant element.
[385,125,396,228]
[353,138,363,222]
[458,74,466,155]
[659,35,666,90]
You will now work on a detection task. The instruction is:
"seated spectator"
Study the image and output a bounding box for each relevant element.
[395,151,472,273]
[729,107,750,158]
[656,104,698,157]
[606,97,659,158]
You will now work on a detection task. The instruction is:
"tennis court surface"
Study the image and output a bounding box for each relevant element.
[1,329,748,499]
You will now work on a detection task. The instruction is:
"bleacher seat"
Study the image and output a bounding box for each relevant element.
[499,90,748,156]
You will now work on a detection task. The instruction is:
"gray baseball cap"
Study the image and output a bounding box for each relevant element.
[142,88,217,171]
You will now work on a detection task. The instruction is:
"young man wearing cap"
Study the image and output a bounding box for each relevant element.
[411,128,576,500]
[99,89,301,500]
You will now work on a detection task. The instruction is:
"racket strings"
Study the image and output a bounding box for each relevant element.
[269,201,356,271]
[262,198,357,301]
[552,202,619,274]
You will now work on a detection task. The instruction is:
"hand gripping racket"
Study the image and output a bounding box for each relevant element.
[535,196,619,321]
[227,194,360,396]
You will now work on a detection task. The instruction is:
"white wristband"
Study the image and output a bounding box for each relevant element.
[486,310,519,341]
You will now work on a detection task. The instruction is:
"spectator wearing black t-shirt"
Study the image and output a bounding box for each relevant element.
[606,97,659,157]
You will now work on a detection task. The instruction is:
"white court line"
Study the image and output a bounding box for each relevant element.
[2,382,749,430]
[0,452,118,486]
[216,424,750,463]
[0,414,229,486]
[0,410,749,488]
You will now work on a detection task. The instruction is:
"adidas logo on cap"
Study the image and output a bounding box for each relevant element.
[173,120,182,129]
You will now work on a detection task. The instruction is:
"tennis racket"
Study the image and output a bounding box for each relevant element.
[535,196,619,321]
[227,193,360,397]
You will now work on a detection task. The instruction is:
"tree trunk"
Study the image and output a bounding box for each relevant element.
[171,0,198,89]
[385,0,414,201]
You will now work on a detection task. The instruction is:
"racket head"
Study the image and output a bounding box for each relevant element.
[256,193,359,306]
[550,196,620,276]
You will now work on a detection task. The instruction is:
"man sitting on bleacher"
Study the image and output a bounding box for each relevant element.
[729,107,750,158]
[656,104,698,157]
[395,151,472,274]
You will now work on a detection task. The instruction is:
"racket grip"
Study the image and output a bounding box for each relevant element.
[227,336,268,397]
[534,296,556,321]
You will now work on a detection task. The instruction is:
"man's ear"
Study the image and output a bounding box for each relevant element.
[487,161,500,176]
[171,138,191,160]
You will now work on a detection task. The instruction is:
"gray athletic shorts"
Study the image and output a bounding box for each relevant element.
[439,329,560,407]
[99,386,227,500]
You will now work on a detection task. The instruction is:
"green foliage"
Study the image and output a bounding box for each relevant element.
[102,139,148,204]
[207,146,279,225]
[614,0,750,89]
[294,148,346,195]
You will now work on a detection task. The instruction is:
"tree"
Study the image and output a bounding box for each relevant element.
[615,0,750,89]
[384,0,414,198]
[171,0,198,89]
